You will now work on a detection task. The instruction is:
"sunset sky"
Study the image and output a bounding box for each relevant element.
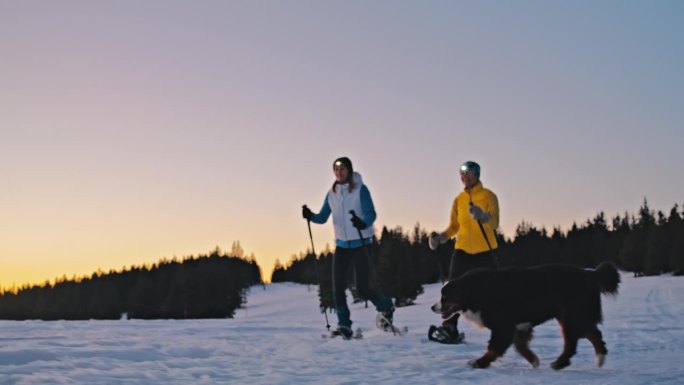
[2,1,683,288]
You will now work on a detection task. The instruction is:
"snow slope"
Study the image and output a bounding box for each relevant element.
[1,273,683,385]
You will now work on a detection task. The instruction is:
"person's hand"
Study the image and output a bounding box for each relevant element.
[469,204,491,223]
[429,231,446,250]
[302,205,313,220]
[351,216,367,230]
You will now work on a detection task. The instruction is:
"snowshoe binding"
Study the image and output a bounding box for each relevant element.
[323,326,362,340]
[376,306,394,331]
[376,307,407,335]
[428,325,465,344]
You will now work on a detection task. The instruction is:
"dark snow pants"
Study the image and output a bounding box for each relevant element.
[332,245,392,328]
[443,249,499,331]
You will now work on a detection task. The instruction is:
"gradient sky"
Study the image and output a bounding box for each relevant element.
[2,1,683,288]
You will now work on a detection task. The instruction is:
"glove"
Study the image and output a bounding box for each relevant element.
[429,231,447,251]
[302,205,313,220]
[351,216,367,230]
[469,204,491,223]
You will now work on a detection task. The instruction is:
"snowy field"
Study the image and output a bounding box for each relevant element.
[1,272,683,385]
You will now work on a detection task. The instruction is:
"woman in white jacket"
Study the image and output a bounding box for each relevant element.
[303,157,394,339]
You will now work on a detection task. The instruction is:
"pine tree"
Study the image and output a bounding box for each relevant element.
[316,252,335,312]
[666,205,684,275]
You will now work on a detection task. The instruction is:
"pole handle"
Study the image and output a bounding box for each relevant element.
[349,210,366,245]
[469,202,498,266]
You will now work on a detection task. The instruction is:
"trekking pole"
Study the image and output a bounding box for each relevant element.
[467,198,499,267]
[304,208,331,331]
[349,210,397,336]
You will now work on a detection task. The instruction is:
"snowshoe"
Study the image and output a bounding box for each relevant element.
[376,306,395,331]
[428,325,465,344]
[322,326,362,340]
[376,308,407,336]
[383,324,408,336]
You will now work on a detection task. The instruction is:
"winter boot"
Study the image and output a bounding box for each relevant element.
[330,325,354,340]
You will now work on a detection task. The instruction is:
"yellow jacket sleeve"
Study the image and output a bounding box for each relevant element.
[444,197,460,239]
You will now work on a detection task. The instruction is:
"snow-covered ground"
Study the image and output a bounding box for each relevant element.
[1,272,683,385]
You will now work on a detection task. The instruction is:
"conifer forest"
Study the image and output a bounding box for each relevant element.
[273,199,684,312]
[2,199,682,320]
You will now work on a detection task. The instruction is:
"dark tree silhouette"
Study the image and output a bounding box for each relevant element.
[0,249,261,320]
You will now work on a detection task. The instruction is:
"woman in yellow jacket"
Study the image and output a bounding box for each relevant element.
[428,160,499,344]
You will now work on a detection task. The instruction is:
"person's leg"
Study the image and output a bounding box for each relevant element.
[432,250,498,343]
[350,245,394,330]
[351,245,392,312]
[476,252,499,270]
[442,250,471,331]
[332,247,353,328]
[430,250,473,343]
[447,249,474,279]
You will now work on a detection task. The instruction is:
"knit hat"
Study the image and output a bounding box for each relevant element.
[333,157,353,173]
[460,161,480,179]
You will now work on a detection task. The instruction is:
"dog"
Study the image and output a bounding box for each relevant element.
[432,262,620,370]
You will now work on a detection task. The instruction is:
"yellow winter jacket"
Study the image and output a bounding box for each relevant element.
[444,181,499,254]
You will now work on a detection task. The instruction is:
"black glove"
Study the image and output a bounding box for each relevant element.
[302,205,313,220]
[351,215,367,230]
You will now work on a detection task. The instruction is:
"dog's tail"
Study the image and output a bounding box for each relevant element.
[595,262,620,296]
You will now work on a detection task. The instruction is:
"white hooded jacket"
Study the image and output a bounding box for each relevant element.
[310,172,376,246]
[327,172,375,242]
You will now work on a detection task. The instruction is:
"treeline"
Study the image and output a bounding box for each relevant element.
[272,225,455,311]
[0,247,262,320]
[273,199,684,311]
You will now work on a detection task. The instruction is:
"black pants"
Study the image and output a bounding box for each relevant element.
[333,245,392,327]
[443,249,498,330]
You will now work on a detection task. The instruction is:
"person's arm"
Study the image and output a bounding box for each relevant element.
[429,196,460,250]
[310,195,332,224]
[359,185,377,226]
[444,196,460,238]
[485,192,499,231]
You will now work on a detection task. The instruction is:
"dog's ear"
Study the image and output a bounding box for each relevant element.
[442,279,463,300]
[440,279,452,294]
[440,280,453,296]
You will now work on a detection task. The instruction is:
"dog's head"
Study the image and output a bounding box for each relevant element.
[431,280,465,321]
[431,269,488,318]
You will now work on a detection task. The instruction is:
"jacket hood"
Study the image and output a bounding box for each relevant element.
[351,172,363,185]
[336,172,363,189]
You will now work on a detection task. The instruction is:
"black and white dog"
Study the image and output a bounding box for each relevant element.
[432,262,620,370]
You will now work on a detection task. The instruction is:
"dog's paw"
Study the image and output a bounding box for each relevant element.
[596,353,606,368]
[530,356,540,368]
[550,358,570,370]
[467,359,490,369]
